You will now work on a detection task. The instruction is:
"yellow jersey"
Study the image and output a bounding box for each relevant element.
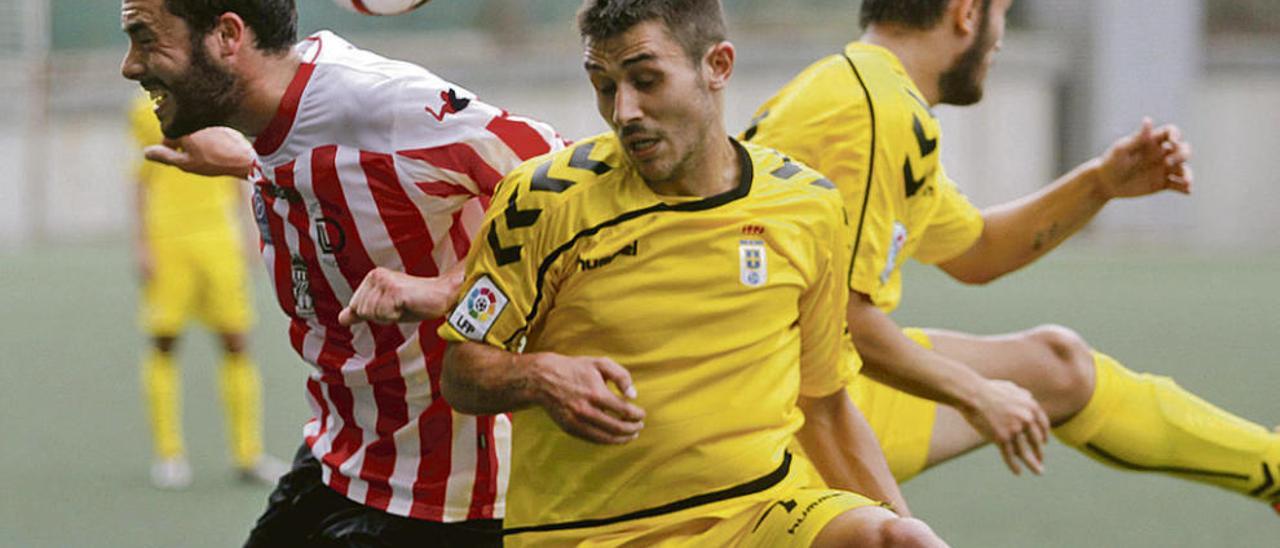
[439,134,858,532]
[744,42,984,313]
[129,95,242,242]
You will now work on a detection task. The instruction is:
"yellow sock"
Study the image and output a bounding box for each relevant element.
[142,350,184,459]
[218,353,264,468]
[1055,352,1280,504]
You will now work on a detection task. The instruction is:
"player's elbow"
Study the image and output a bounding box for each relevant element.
[947,267,1001,286]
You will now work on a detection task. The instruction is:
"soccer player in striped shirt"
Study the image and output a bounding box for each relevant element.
[745,0,1280,516]
[120,0,562,545]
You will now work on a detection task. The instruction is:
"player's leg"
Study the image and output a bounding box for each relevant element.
[811,506,945,548]
[923,325,1280,506]
[140,243,195,488]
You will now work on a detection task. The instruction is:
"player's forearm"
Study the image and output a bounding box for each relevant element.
[441,342,543,415]
[796,390,911,516]
[941,160,1109,284]
[847,295,985,414]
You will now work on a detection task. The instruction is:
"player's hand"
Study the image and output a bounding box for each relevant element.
[144,127,255,179]
[339,267,463,326]
[1096,117,1193,200]
[963,379,1050,476]
[527,353,646,445]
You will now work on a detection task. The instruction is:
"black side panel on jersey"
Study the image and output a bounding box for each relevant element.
[842,53,878,282]
[502,139,755,348]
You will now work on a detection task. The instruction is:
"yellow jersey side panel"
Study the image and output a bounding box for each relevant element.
[746,42,983,313]
[441,135,857,530]
[129,95,242,242]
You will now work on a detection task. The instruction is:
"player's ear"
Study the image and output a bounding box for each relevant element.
[948,0,982,37]
[703,41,735,92]
[209,12,248,60]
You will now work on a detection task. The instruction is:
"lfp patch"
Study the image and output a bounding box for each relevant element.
[448,275,509,341]
[739,239,768,287]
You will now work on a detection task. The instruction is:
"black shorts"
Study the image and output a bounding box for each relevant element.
[244,443,502,548]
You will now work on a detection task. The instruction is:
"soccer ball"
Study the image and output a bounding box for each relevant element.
[333,0,432,16]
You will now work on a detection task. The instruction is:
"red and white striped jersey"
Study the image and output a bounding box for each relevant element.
[248,32,563,521]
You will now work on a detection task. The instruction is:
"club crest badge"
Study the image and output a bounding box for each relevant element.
[739,239,768,288]
[448,275,509,341]
[879,221,908,283]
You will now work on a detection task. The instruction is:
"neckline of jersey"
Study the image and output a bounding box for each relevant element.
[253,35,323,157]
[639,137,754,209]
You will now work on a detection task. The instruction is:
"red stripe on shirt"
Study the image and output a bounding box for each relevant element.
[467,414,499,519]
[415,181,475,198]
[409,318,452,520]
[254,62,315,157]
[485,113,554,160]
[362,151,439,278]
[305,377,329,447]
[397,144,504,197]
[448,209,472,261]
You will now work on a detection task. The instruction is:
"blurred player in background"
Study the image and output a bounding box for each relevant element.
[434,1,944,546]
[129,93,285,490]
[745,0,1280,513]
[121,0,562,545]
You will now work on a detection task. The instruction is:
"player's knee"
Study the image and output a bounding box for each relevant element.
[220,333,248,354]
[153,336,179,354]
[1025,324,1094,401]
[878,517,943,548]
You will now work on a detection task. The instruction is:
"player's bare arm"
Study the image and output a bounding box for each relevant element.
[442,342,645,445]
[144,126,255,179]
[796,389,912,516]
[338,262,466,326]
[847,291,1050,476]
[939,118,1193,284]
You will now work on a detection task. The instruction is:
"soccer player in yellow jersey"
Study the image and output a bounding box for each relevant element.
[424,1,944,545]
[130,94,283,489]
[745,0,1280,515]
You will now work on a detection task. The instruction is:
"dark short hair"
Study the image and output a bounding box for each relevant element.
[164,0,297,53]
[577,0,727,64]
[859,0,990,30]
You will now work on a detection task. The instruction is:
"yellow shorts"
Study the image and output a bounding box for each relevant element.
[505,454,884,547]
[141,235,253,336]
[848,327,939,482]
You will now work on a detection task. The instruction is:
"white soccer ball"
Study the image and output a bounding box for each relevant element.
[333,0,432,16]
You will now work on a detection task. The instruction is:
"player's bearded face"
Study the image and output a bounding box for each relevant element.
[938,2,1003,106]
[585,22,718,186]
[142,36,245,139]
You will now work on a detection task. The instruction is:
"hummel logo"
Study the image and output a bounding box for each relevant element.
[425,88,471,122]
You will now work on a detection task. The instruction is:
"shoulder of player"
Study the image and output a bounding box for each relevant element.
[494,133,626,222]
[745,142,840,198]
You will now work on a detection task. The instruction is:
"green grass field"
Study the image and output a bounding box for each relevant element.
[3,242,1278,547]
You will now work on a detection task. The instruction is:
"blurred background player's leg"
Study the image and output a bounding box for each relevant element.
[140,242,196,490]
[201,236,286,485]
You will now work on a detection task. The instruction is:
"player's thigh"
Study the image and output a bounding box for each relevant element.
[741,488,885,548]
[142,242,197,336]
[921,326,1095,418]
[195,238,254,333]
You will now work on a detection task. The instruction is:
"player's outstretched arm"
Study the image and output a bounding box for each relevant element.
[339,263,466,326]
[143,126,255,179]
[797,389,911,516]
[441,342,646,445]
[847,292,1050,476]
[939,118,1193,284]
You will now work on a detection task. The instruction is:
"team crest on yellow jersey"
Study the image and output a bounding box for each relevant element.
[740,239,768,287]
[879,221,908,284]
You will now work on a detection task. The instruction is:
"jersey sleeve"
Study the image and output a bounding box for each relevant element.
[390,78,566,201]
[798,191,861,398]
[438,162,548,350]
[913,171,984,265]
